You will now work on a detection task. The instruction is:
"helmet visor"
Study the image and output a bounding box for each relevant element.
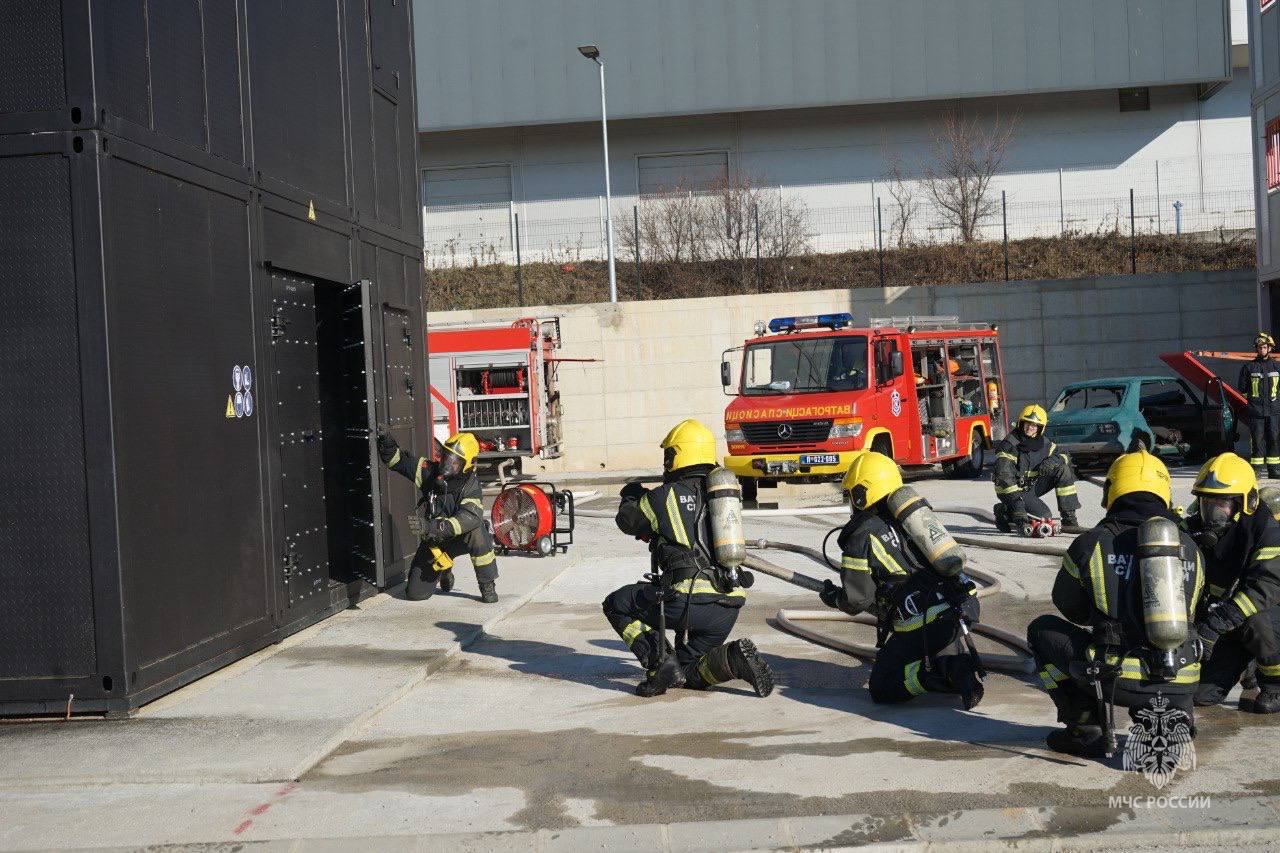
[439,449,466,478]
[1199,495,1237,531]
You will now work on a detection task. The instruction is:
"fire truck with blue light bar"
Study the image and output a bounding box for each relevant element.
[720,314,1009,501]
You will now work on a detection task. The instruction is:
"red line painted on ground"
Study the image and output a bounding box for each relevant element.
[231,782,298,836]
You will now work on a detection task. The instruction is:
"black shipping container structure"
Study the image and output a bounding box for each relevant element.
[0,0,428,715]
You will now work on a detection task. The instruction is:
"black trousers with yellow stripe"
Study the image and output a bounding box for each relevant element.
[1197,605,1280,703]
[867,597,979,703]
[1028,614,1197,728]
[405,526,498,600]
[603,581,740,679]
[1243,415,1280,475]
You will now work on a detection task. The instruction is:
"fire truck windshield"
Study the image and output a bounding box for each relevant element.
[741,336,868,395]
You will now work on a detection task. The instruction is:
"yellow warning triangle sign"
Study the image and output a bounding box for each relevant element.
[226,395,236,418]
[307,199,316,221]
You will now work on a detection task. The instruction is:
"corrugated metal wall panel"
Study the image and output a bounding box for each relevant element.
[414,0,1232,131]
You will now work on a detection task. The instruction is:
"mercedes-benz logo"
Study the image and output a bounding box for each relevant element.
[777,423,794,439]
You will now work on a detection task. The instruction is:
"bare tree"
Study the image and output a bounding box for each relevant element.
[921,109,1016,242]
[883,150,919,247]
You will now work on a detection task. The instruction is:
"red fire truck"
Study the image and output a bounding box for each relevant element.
[721,313,1008,501]
[427,318,563,476]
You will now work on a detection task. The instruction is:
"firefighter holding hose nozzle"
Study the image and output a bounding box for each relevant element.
[603,419,775,698]
[992,404,1080,536]
[1187,453,1280,714]
[820,451,985,709]
[1027,450,1203,757]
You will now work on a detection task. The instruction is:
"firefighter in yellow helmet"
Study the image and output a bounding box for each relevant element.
[1239,332,1280,478]
[820,451,984,709]
[377,430,499,602]
[1188,453,1280,713]
[1027,449,1203,755]
[605,419,774,698]
[992,403,1081,534]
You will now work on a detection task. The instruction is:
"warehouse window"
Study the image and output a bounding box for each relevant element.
[637,151,729,197]
[1268,118,1280,192]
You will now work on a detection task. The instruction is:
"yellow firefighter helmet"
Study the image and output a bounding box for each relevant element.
[1101,449,1172,509]
[1256,331,1276,348]
[841,451,902,510]
[660,419,717,471]
[442,432,480,472]
[1018,404,1049,428]
[1192,452,1259,515]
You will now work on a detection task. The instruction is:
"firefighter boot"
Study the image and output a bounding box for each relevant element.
[478,580,499,603]
[685,639,775,697]
[636,657,685,697]
[1241,662,1259,691]
[1251,689,1280,714]
[1061,511,1079,529]
[993,503,1011,533]
[1046,725,1105,757]
[922,656,984,710]
[439,569,456,593]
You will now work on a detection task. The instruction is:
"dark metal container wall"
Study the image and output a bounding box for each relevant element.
[0,0,426,716]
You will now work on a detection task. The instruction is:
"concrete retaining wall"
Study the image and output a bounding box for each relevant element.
[430,269,1257,474]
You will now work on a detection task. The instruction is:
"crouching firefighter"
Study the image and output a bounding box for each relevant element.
[1028,450,1204,757]
[1187,453,1280,713]
[820,451,985,709]
[603,419,775,698]
[993,404,1080,535]
[377,431,499,603]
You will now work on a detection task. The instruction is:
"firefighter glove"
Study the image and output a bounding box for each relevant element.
[620,481,647,502]
[1200,599,1245,641]
[422,518,454,542]
[1091,617,1125,649]
[376,431,399,464]
[819,579,843,609]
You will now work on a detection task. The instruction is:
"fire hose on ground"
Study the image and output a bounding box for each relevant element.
[740,547,1035,675]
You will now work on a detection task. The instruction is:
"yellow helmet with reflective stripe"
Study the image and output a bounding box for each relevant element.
[443,432,480,472]
[1192,452,1259,515]
[1256,331,1275,348]
[1018,404,1048,428]
[841,451,902,510]
[660,419,717,471]
[1101,449,1171,509]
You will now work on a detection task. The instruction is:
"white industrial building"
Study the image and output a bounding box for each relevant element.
[415,0,1253,267]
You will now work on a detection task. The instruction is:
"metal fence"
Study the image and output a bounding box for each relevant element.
[423,154,1256,270]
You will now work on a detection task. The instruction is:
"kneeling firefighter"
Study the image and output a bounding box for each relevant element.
[603,419,775,698]
[992,404,1080,535]
[1187,453,1280,713]
[820,451,985,709]
[1027,450,1203,757]
[377,431,499,603]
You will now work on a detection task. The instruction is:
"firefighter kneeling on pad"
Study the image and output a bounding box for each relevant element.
[1027,450,1203,757]
[377,431,499,603]
[821,451,985,709]
[993,404,1080,536]
[603,419,775,698]
[1188,453,1280,713]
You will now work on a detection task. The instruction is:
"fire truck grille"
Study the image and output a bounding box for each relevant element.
[741,419,832,446]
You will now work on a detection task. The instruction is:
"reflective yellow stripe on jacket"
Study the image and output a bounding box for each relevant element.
[670,578,746,599]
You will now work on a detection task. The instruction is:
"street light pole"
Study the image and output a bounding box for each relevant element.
[580,45,617,302]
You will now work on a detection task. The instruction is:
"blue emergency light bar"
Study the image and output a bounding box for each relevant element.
[767,312,854,333]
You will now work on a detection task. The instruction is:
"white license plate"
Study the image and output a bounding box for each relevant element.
[800,454,839,465]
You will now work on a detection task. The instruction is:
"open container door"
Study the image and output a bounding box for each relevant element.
[360,279,391,588]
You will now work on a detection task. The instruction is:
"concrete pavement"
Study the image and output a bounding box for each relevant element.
[3,468,1280,851]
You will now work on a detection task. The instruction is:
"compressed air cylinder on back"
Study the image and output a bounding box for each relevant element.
[1137,516,1189,654]
[1261,486,1280,520]
[706,466,746,568]
[885,485,965,577]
